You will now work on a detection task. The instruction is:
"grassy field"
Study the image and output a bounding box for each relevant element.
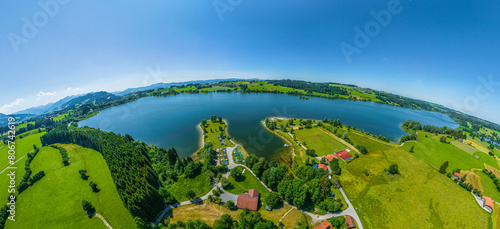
[200,86,233,92]
[52,113,69,121]
[463,138,491,154]
[0,132,45,171]
[6,144,136,229]
[340,144,491,229]
[294,127,349,156]
[475,170,500,201]
[450,140,482,155]
[225,166,271,208]
[167,173,213,202]
[402,132,498,173]
[202,120,234,149]
[164,201,296,226]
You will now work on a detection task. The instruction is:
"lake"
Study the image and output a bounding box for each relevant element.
[79,93,458,159]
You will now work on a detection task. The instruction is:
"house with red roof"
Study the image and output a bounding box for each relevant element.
[483,196,494,213]
[336,150,353,161]
[324,154,339,162]
[236,189,260,211]
[318,164,328,171]
[453,172,461,180]
[314,221,332,229]
[345,216,356,228]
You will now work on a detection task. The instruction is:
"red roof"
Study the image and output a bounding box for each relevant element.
[325,154,339,161]
[236,189,260,211]
[318,164,328,171]
[454,172,461,179]
[484,196,494,210]
[345,216,356,228]
[314,221,332,229]
[336,150,353,160]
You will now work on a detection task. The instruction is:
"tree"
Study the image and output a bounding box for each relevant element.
[186,190,197,200]
[355,144,368,154]
[342,132,349,140]
[265,192,282,209]
[440,136,447,143]
[388,164,399,175]
[134,217,149,229]
[213,214,234,229]
[82,199,95,216]
[231,166,245,181]
[219,117,223,123]
[159,186,177,204]
[409,145,415,152]
[439,161,449,174]
[220,177,230,188]
[211,115,217,122]
[79,170,89,180]
[225,200,235,210]
[330,158,341,175]
[305,149,316,157]
[89,181,99,193]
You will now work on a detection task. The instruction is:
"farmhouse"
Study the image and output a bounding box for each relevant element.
[336,150,353,161]
[236,189,260,211]
[345,216,356,228]
[314,221,332,229]
[324,154,339,162]
[483,196,494,213]
[453,172,461,180]
[318,164,328,171]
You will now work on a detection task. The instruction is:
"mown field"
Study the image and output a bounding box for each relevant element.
[293,127,348,156]
[6,144,136,229]
[165,201,298,227]
[475,170,500,201]
[0,132,44,170]
[402,132,498,173]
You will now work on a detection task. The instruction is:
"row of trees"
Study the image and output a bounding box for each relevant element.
[50,144,69,166]
[18,145,45,194]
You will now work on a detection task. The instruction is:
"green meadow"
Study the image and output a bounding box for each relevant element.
[226,166,271,207]
[167,173,213,202]
[202,120,234,149]
[402,132,498,173]
[340,139,491,228]
[6,144,136,229]
[293,127,348,156]
[0,132,44,172]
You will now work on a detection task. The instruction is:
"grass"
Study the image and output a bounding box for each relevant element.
[52,113,69,121]
[6,144,136,229]
[331,187,348,211]
[340,145,491,229]
[164,201,296,226]
[463,138,491,154]
[200,86,233,92]
[401,132,498,173]
[475,170,500,201]
[202,120,234,149]
[225,166,271,207]
[167,173,213,202]
[0,132,45,171]
[294,127,348,156]
[451,140,482,155]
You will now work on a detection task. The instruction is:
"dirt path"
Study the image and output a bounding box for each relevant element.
[95,214,113,229]
[317,127,361,154]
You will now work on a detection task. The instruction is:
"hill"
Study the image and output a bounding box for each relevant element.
[55,92,120,111]
[0,113,36,127]
[6,144,136,229]
[13,94,81,115]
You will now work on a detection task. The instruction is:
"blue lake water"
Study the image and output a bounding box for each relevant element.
[79,93,458,159]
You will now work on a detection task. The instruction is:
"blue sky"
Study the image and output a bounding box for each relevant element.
[1,0,499,124]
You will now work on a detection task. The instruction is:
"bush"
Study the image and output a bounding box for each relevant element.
[265,192,282,209]
[79,170,89,180]
[388,164,399,175]
[186,190,197,200]
[82,200,95,216]
[355,144,368,154]
[89,181,100,193]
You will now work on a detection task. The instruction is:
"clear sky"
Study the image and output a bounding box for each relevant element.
[1,0,499,124]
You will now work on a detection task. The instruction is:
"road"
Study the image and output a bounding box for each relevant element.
[95,213,113,229]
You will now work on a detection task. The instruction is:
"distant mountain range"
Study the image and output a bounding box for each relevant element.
[112,78,255,96]
[9,79,252,123]
[0,113,36,127]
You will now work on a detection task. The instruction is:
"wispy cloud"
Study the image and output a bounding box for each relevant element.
[37,91,56,97]
[0,99,24,113]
